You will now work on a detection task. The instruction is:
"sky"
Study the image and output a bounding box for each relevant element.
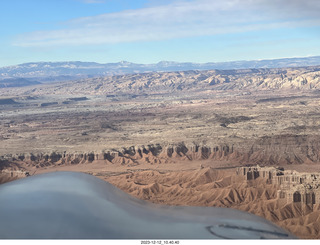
[0,0,320,67]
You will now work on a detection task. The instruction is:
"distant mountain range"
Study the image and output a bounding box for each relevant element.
[0,78,41,88]
[1,56,320,87]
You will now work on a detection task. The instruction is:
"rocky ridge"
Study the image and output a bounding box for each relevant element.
[107,167,320,239]
[2,134,320,171]
[5,66,319,96]
[1,56,320,81]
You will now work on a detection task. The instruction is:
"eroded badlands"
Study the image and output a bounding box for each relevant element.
[2,67,320,238]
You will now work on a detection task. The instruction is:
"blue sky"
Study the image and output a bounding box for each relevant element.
[1,0,320,67]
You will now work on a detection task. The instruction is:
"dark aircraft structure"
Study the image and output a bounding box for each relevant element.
[0,171,295,239]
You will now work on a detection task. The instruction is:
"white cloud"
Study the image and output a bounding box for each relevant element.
[14,0,320,47]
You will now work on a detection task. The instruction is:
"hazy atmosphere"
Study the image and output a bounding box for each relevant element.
[2,0,320,240]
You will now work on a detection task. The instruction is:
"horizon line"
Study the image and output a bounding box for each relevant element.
[2,54,320,68]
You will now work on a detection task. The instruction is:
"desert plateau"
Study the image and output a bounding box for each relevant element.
[1,63,320,239]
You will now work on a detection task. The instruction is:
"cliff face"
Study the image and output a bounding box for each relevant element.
[107,166,320,239]
[246,134,320,165]
[2,134,320,169]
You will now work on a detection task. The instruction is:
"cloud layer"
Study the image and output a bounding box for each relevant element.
[14,0,320,47]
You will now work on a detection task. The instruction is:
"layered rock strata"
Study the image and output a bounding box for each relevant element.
[1,135,320,170]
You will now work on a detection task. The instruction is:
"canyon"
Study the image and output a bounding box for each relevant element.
[1,64,320,238]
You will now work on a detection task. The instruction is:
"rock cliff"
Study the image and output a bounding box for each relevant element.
[2,135,320,170]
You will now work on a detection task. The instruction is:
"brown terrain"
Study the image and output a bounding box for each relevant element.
[1,66,320,238]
